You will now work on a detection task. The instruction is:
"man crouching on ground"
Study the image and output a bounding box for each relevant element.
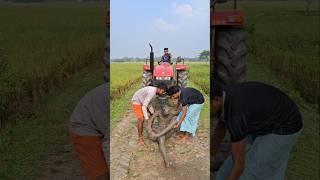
[132,82,167,145]
[212,81,303,180]
[167,86,205,143]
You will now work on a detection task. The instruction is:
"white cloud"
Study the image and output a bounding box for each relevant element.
[173,2,193,18]
[152,18,179,32]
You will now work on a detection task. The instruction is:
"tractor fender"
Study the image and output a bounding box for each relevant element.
[143,65,151,71]
[175,64,188,71]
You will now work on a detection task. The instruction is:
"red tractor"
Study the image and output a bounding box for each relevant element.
[211,0,246,85]
[143,44,188,88]
[210,0,246,175]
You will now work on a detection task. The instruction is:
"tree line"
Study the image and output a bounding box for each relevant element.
[112,50,210,63]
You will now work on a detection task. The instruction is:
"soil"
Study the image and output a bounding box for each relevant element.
[110,109,210,180]
[42,136,84,180]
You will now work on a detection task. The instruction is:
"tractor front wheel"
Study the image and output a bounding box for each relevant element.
[177,71,188,88]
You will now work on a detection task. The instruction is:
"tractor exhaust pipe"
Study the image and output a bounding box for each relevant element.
[149,43,154,73]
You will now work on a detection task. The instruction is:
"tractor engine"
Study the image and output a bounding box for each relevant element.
[153,63,174,86]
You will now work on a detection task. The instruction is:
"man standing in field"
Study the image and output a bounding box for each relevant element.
[69,83,109,180]
[166,86,205,143]
[212,81,303,180]
[132,83,168,145]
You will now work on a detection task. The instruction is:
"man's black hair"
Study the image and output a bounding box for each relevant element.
[212,79,223,97]
[156,82,168,91]
[164,48,168,50]
[167,86,180,96]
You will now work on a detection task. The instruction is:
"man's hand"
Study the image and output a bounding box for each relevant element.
[174,120,183,129]
[227,139,246,180]
[148,105,155,115]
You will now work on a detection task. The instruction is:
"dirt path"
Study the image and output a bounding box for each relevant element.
[110,110,139,179]
[110,104,210,180]
[42,124,84,180]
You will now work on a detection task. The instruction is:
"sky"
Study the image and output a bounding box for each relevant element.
[110,0,210,59]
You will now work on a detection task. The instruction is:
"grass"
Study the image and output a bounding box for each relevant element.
[110,82,140,129]
[110,63,141,100]
[188,62,210,95]
[0,63,104,179]
[0,3,106,127]
[218,1,320,104]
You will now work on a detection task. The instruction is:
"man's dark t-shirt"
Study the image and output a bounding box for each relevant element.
[179,87,204,106]
[223,82,302,142]
[161,54,171,63]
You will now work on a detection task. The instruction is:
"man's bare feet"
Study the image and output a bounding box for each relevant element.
[138,137,144,145]
[181,134,189,144]
[174,134,184,140]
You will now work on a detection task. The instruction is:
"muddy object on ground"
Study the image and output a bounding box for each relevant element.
[146,96,181,167]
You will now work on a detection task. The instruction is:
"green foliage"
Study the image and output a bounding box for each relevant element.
[250,1,319,104]
[0,64,104,179]
[227,1,320,104]
[188,62,210,95]
[0,3,105,126]
[110,63,141,100]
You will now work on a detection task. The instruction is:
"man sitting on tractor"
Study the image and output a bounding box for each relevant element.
[161,48,171,63]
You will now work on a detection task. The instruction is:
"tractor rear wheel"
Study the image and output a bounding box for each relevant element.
[216,28,246,85]
[142,71,152,87]
[177,71,188,88]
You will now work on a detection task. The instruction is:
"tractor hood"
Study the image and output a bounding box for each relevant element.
[153,63,174,77]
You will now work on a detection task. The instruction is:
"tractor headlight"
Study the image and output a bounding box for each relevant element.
[164,77,171,80]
